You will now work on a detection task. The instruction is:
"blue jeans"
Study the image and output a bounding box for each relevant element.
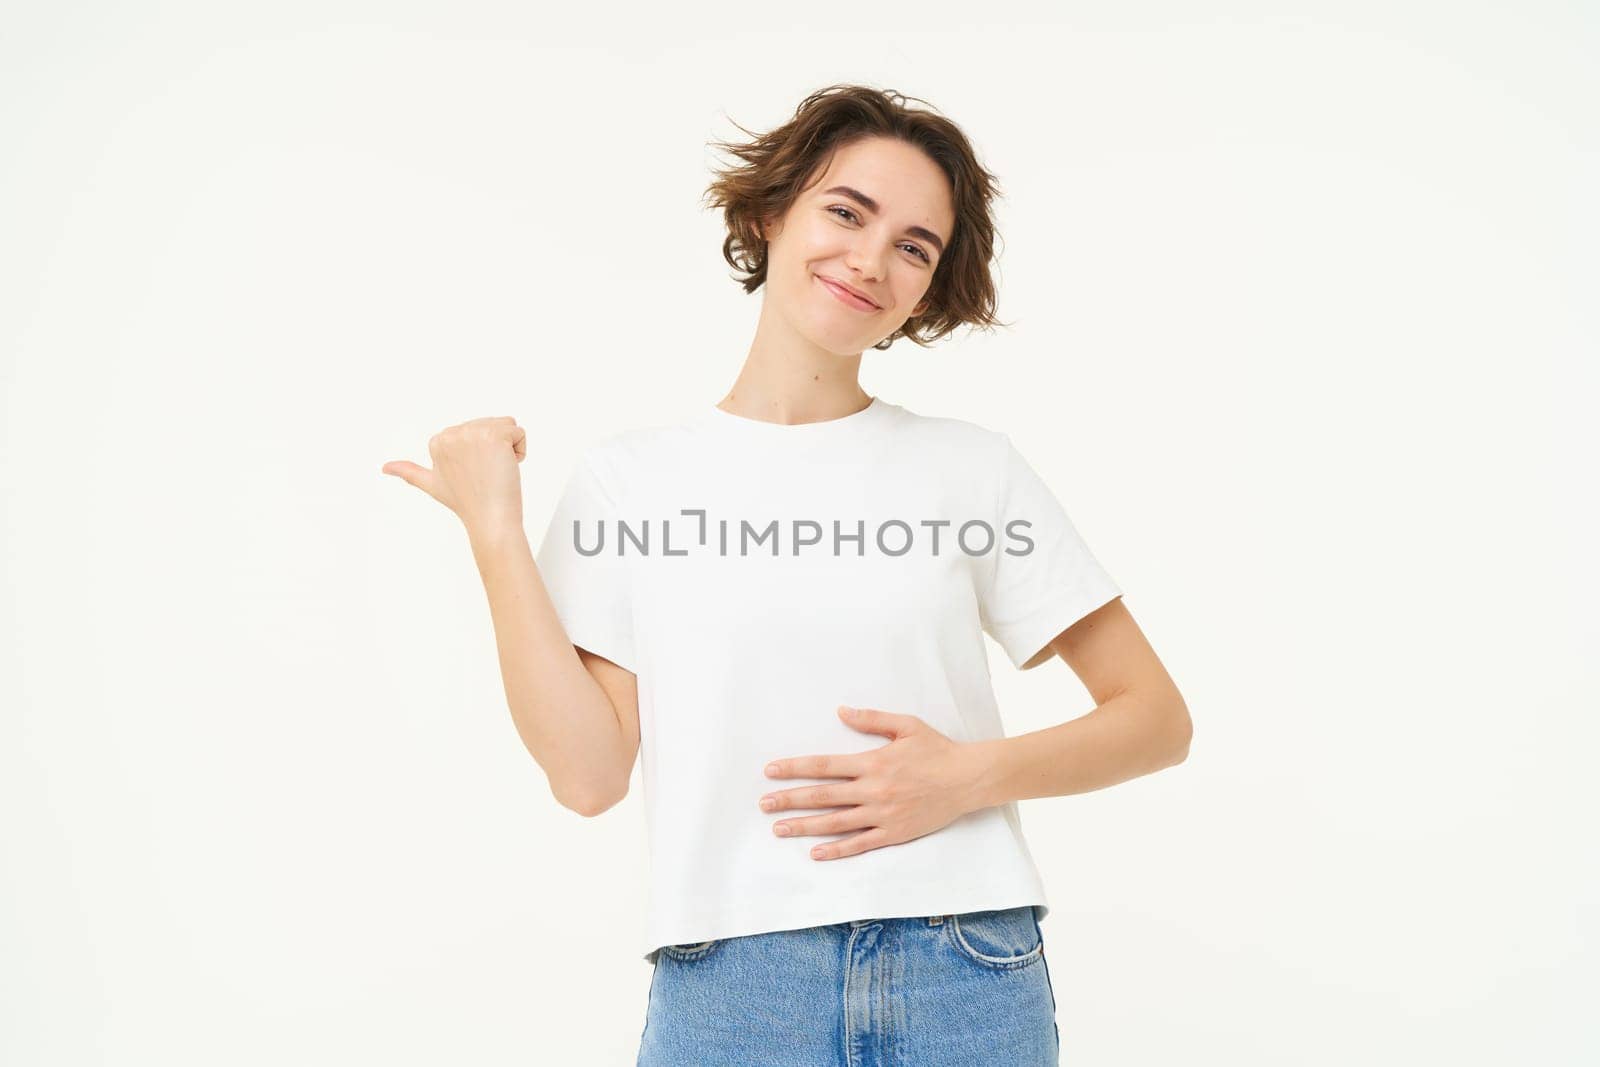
[637,905,1060,1066]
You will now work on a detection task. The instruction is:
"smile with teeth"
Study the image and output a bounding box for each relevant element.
[817,275,879,312]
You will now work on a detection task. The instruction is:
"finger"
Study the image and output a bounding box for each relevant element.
[764,754,864,781]
[381,460,439,498]
[810,827,893,861]
[509,425,526,462]
[772,806,873,839]
[759,779,867,813]
[838,705,916,738]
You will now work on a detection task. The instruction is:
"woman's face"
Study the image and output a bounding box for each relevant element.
[761,136,955,354]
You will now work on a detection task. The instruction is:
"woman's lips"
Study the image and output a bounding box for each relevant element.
[817,275,879,312]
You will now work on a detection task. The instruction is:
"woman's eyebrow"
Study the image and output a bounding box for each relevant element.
[822,184,946,256]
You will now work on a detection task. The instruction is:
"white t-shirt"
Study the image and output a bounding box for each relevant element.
[533,396,1121,963]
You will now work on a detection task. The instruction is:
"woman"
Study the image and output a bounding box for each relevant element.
[383,84,1191,1066]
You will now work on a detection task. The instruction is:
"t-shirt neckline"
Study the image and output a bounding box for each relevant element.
[704,395,887,435]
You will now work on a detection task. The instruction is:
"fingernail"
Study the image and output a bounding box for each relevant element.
[760,797,776,811]
[765,763,779,777]
[774,824,790,836]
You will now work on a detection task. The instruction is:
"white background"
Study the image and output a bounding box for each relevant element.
[4,3,1594,1064]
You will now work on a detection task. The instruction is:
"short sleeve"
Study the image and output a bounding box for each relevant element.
[533,450,638,673]
[978,435,1122,670]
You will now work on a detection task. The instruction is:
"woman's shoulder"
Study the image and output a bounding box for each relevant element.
[881,400,1011,470]
[573,410,711,475]
[888,399,1005,443]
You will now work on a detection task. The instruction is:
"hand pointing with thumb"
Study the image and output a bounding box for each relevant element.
[382,416,528,542]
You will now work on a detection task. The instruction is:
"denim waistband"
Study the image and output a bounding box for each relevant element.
[850,914,947,928]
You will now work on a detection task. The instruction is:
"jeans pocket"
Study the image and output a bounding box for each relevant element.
[946,906,1045,970]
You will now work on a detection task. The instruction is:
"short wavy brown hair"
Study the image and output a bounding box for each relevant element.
[702,84,1009,350]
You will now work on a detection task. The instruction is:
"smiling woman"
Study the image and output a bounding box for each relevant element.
[701,83,1007,352]
[385,81,1186,1067]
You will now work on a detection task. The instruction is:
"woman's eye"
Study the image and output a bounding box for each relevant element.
[827,206,930,264]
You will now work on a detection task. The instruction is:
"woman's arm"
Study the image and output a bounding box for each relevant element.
[470,526,639,816]
[382,416,637,817]
[969,597,1191,807]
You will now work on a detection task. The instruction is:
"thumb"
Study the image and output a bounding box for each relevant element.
[837,705,907,738]
[381,460,440,498]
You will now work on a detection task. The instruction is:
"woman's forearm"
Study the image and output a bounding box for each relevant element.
[967,689,1191,809]
[468,526,631,815]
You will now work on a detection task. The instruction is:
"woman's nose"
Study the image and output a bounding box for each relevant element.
[844,240,888,282]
